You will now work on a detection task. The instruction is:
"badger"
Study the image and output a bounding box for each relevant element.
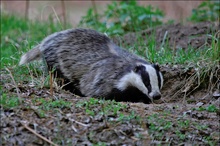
[19,28,163,103]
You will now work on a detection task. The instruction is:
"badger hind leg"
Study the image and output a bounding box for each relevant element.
[60,78,84,96]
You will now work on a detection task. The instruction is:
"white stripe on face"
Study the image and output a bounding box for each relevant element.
[115,63,162,100]
[143,64,160,97]
[116,71,149,96]
[159,72,163,89]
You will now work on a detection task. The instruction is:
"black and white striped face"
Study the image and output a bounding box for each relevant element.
[116,63,163,101]
[137,64,163,100]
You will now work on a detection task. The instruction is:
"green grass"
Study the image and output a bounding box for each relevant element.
[1,13,219,68]
[79,0,164,36]
[0,93,20,108]
[79,0,219,65]
[147,112,218,145]
[32,98,72,111]
[1,13,73,112]
[1,13,72,87]
[193,104,219,113]
[120,31,219,65]
[1,13,68,67]
[76,98,127,117]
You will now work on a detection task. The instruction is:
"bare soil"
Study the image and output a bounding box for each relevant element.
[1,22,219,145]
[113,21,219,50]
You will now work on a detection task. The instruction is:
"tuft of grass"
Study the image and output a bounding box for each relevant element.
[120,31,219,65]
[117,110,141,123]
[1,13,71,95]
[0,93,21,108]
[32,98,72,111]
[1,13,67,67]
[193,104,219,113]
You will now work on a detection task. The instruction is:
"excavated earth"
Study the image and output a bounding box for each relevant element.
[113,21,219,50]
[1,22,220,145]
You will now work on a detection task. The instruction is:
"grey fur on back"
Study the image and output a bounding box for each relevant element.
[38,28,147,86]
[80,56,137,97]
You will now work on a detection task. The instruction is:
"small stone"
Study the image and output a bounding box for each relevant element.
[213,90,220,98]
[196,102,204,107]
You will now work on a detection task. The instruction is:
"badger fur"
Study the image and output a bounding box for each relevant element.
[19,28,163,103]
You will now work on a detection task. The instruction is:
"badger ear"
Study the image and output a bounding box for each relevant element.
[134,65,143,73]
[153,64,160,71]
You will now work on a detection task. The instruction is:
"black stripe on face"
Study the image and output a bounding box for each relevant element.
[134,65,152,94]
[152,64,162,89]
[156,71,161,89]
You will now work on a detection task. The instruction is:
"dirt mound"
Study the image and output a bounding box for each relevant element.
[114,21,219,50]
[161,64,220,103]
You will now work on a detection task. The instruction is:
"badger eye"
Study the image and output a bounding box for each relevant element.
[145,83,152,93]
[147,86,151,93]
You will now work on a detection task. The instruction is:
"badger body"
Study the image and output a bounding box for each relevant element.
[19,28,163,103]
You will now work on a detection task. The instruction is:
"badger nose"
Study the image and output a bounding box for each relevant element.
[152,92,161,100]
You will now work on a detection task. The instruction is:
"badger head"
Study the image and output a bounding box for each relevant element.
[116,63,163,102]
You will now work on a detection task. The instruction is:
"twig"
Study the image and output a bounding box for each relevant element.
[26,65,35,86]
[40,5,63,29]
[49,71,53,96]
[25,0,29,20]
[160,31,168,48]
[61,0,66,29]
[91,0,98,28]
[69,118,90,127]
[5,67,22,103]
[71,125,78,133]
[74,120,90,127]
[21,122,58,146]
[100,100,108,127]
[60,81,72,89]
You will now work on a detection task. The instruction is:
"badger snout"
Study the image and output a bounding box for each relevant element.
[149,92,161,100]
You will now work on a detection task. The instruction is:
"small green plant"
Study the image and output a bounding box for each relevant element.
[147,113,173,132]
[76,98,127,116]
[196,124,208,130]
[79,0,164,36]
[177,119,190,129]
[189,0,220,22]
[204,136,218,146]
[0,93,20,108]
[206,104,218,112]
[118,110,141,122]
[76,98,100,108]
[175,130,186,140]
[92,142,107,146]
[194,104,219,112]
[146,112,214,142]
[32,98,72,111]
